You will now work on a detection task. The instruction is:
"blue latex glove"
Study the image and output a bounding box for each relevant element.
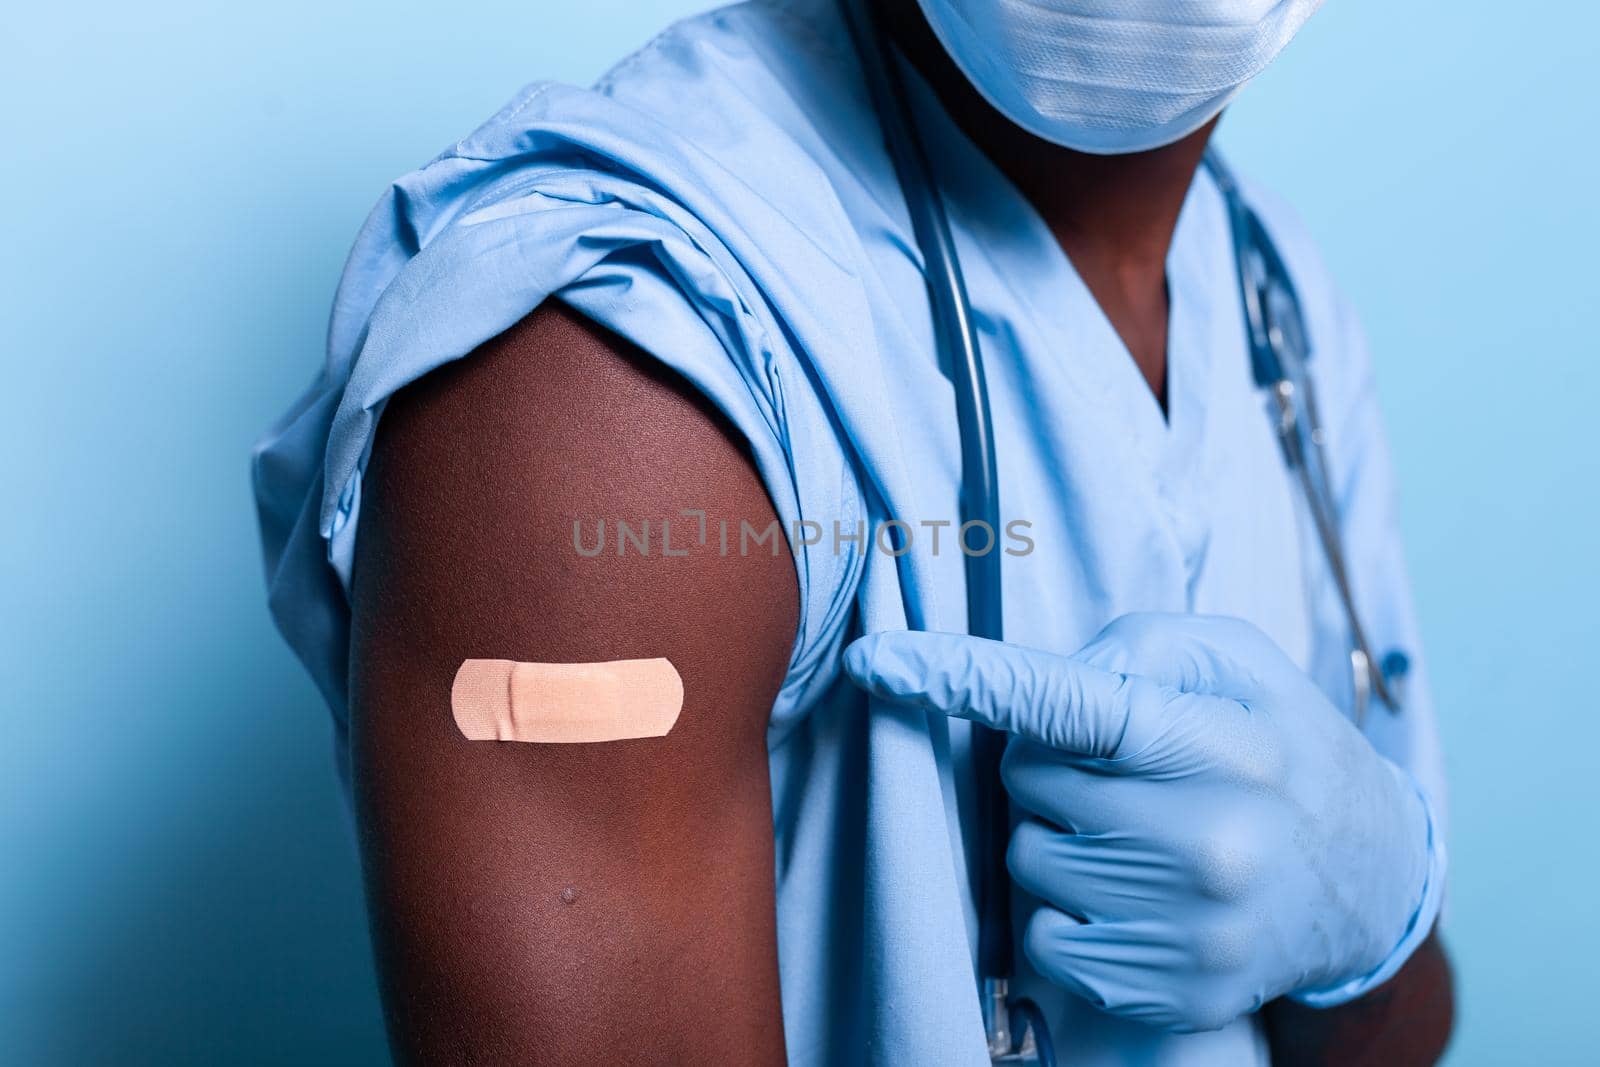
[844,613,1445,1032]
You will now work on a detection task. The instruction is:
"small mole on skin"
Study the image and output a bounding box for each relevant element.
[560,887,579,905]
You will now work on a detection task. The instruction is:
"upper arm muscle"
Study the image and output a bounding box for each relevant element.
[349,303,796,1065]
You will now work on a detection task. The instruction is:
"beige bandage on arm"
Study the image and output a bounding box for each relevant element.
[451,658,683,742]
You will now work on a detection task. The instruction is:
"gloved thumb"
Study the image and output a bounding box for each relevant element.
[843,630,1164,760]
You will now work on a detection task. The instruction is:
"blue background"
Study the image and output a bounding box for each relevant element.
[3,2,1594,1062]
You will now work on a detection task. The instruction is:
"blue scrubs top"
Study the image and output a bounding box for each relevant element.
[253,1,1447,1062]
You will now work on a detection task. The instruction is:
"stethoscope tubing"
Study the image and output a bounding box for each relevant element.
[837,0,1016,994]
[1206,152,1396,719]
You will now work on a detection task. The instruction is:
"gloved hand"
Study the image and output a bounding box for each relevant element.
[844,613,1444,1033]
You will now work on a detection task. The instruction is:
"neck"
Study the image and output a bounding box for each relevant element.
[872,0,1217,405]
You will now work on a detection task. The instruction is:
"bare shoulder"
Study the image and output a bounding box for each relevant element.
[352,299,798,697]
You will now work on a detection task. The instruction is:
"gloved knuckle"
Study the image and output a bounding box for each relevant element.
[1103,612,1151,641]
[998,740,1034,796]
[1104,613,1166,660]
[1189,823,1266,904]
[1021,910,1070,974]
[1222,720,1288,791]
[1104,611,1156,635]
[1005,820,1049,887]
[1175,992,1238,1033]
[1192,918,1255,975]
[1218,615,1270,647]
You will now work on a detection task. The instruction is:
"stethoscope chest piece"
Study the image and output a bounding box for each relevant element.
[986,980,1055,1066]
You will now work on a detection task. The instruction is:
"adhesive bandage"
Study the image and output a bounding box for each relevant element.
[451,658,683,743]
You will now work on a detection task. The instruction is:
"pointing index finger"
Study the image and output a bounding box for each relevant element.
[842,630,1164,760]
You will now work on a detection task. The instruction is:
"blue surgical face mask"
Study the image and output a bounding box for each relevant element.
[914,0,1324,154]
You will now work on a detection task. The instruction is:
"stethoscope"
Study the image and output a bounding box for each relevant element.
[839,0,1405,1062]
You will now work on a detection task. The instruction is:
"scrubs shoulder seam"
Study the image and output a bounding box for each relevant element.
[450,83,555,162]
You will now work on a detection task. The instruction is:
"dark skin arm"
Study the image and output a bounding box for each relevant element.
[349,304,795,1065]
[877,0,1455,1058]
[1263,930,1455,1066]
